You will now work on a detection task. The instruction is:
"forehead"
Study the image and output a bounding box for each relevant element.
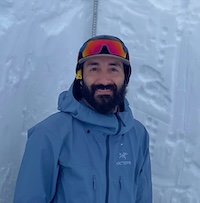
[83,55,124,66]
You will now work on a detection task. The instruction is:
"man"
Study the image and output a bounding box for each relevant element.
[14,35,152,203]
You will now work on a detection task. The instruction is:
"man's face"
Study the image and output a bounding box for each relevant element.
[81,56,127,114]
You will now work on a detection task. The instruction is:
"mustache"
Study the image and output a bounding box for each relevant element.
[91,84,117,91]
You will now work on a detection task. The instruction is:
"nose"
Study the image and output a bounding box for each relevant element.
[96,70,112,85]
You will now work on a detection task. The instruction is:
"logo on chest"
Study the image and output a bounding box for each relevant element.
[116,152,131,166]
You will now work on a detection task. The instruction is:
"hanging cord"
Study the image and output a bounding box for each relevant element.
[92,0,99,37]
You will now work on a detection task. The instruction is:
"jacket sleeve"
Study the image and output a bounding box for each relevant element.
[136,129,152,203]
[13,125,60,203]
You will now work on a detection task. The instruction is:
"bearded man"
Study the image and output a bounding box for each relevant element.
[14,35,152,203]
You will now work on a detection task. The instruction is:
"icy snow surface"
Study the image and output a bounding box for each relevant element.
[0,0,200,202]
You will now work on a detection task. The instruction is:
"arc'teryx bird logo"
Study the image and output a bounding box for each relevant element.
[119,152,128,160]
[116,152,131,166]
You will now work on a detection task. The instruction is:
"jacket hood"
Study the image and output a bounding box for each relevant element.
[58,85,135,135]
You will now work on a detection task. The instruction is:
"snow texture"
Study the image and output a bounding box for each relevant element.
[0,0,200,202]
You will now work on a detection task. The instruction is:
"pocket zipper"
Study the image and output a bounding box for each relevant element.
[93,175,97,203]
[118,176,123,203]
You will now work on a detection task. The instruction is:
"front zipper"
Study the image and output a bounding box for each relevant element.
[105,135,110,203]
[115,113,126,135]
[93,175,97,203]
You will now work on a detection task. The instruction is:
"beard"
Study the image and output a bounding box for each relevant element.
[81,81,127,114]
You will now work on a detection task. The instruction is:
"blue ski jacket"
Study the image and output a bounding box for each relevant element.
[14,86,152,203]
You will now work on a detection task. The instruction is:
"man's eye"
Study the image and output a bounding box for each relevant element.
[90,67,98,71]
[111,67,118,72]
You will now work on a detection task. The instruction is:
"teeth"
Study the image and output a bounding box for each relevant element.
[98,89,110,91]
[96,89,112,94]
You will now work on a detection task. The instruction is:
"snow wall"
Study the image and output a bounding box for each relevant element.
[0,0,200,202]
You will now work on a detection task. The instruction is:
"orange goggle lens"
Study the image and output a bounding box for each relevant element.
[81,39,127,59]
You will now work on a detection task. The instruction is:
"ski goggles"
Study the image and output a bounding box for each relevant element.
[78,37,130,64]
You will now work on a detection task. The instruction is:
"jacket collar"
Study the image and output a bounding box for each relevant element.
[58,85,135,135]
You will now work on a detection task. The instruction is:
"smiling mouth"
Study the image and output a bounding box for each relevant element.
[95,89,113,95]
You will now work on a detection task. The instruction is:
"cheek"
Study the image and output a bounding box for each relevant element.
[82,78,93,92]
[116,76,125,87]
[82,75,92,87]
